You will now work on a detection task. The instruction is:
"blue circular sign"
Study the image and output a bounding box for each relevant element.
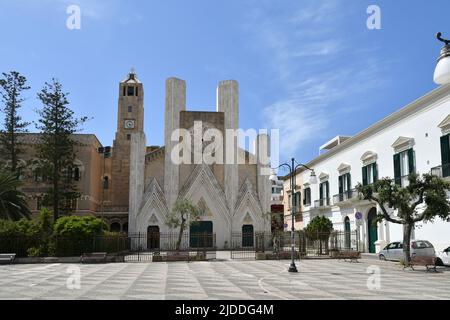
[355,212,363,220]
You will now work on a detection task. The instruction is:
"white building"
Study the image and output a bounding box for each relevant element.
[283,84,450,253]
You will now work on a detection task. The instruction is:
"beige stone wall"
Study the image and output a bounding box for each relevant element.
[145,148,165,190]
[0,133,104,218]
[178,111,225,191]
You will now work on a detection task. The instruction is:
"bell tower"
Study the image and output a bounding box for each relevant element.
[109,69,144,214]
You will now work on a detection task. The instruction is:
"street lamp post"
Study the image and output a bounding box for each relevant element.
[271,158,317,273]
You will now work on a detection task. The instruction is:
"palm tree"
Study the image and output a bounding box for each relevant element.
[0,169,30,220]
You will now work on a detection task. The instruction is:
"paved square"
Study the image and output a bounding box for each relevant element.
[0,258,449,300]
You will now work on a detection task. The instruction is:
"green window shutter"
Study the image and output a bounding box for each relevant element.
[319,183,323,200]
[347,173,351,191]
[303,189,306,205]
[441,134,450,177]
[326,181,330,200]
[408,148,415,174]
[393,153,401,185]
[338,176,343,194]
[307,188,311,204]
[373,163,378,182]
[362,166,368,186]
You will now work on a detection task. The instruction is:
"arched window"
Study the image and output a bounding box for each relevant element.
[110,222,121,233]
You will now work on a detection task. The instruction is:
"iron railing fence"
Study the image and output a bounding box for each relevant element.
[0,232,217,258]
[230,230,359,259]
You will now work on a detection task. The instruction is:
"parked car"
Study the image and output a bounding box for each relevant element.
[436,246,450,266]
[379,240,436,261]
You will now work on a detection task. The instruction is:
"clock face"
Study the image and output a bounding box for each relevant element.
[124,120,135,129]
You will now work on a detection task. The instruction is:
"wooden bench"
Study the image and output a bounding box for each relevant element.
[0,254,16,265]
[81,252,107,264]
[337,250,361,262]
[408,255,437,272]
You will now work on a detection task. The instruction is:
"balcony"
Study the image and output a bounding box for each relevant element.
[332,189,357,204]
[314,198,331,209]
[431,164,450,179]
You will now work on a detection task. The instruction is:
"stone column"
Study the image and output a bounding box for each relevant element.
[256,133,271,233]
[217,80,238,230]
[129,132,146,234]
[164,78,186,211]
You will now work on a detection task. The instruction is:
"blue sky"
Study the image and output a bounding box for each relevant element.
[0,0,449,167]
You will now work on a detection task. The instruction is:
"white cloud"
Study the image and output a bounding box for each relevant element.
[243,0,386,161]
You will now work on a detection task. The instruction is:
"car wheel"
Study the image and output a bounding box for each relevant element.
[436,258,444,267]
[379,254,386,261]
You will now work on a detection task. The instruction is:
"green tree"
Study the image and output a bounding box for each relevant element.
[0,168,30,220]
[304,215,333,255]
[0,71,30,175]
[35,79,88,221]
[356,173,450,267]
[166,199,201,251]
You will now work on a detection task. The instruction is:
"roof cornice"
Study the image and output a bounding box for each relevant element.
[282,84,450,180]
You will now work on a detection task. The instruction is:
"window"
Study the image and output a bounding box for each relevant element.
[338,172,352,201]
[393,149,415,186]
[74,167,80,181]
[319,181,330,205]
[303,187,311,206]
[362,163,378,186]
[127,134,131,140]
[103,176,109,189]
[441,134,450,177]
[64,197,77,212]
[34,168,46,182]
[127,86,135,96]
[128,106,133,112]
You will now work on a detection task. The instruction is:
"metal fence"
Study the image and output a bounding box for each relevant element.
[0,232,217,262]
[230,230,359,259]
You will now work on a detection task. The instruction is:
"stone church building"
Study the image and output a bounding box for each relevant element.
[126,72,272,249]
[5,71,272,249]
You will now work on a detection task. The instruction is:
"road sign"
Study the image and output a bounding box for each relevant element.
[355,212,363,220]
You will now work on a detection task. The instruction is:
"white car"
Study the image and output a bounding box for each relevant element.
[436,246,450,266]
[378,240,436,261]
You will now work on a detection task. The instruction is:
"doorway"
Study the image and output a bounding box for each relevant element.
[344,217,351,249]
[147,225,160,250]
[367,208,378,253]
[242,225,254,247]
[190,221,213,248]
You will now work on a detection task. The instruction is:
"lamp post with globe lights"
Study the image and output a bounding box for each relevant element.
[271,158,317,273]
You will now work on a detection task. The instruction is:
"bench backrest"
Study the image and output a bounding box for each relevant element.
[0,254,16,259]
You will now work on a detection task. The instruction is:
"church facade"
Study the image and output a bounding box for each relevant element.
[125,73,272,249]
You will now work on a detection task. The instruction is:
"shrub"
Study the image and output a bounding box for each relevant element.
[52,215,108,256]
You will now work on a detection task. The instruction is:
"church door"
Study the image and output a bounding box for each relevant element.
[242,225,254,248]
[190,221,213,248]
[147,226,160,250]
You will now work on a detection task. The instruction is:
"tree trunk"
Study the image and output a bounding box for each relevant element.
[403,222,414,266]
[176,218,186,252]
